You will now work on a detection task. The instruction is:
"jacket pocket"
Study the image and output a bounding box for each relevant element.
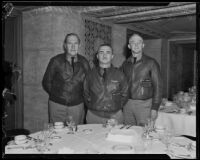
[138,80,153,98]
[107,80,120,93]
[141,79,152,88]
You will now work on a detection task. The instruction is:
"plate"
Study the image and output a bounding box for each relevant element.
[6,140,33,149]
[112,144,134,152]
[82,129,93,134]
[168,145,195,159]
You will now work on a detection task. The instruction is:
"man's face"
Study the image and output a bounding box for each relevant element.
[128,35,144,54]
[97,46,113,65]
[65,35,80,56]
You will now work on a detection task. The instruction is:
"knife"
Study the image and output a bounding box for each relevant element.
[126,125,133,129]
[120,125,126,129]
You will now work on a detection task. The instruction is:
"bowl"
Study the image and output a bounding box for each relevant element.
[14,135,27,145]
[165,101,173,106]
[180,108,186,114]
[14,135,27,141]
[155,126,165,132]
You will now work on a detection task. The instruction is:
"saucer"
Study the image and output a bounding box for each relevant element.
[112,144,134,153]
[82,129,93,134]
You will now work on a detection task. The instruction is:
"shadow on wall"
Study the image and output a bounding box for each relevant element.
[123,44,131,60]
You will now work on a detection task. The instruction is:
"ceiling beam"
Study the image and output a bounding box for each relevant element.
[132,23,169,38]
[121,24,165,39]
[100,3,196,23]
[79,6,117,13]
[85,2,193,18]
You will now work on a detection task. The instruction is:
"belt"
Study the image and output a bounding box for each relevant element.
[89,109,120,118]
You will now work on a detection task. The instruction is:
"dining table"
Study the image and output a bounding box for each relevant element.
[156,111,196,137]
[4,124,196,159]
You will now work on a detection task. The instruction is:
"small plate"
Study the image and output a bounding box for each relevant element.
[51,136,61,139]
[112,144,133,152]
[82,129,93,134]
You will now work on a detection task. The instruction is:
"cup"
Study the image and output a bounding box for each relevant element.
[54,122,64,129]
[180,108,186,114]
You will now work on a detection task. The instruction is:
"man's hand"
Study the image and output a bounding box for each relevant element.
[150,109,158,121]
[149,109,158,128]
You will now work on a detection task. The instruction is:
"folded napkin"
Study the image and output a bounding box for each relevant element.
[159,104,180,113]
[106,128,140,144]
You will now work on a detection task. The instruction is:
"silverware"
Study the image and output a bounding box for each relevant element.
[7,146,24,150]
[27,135,37,141]
[126,125,133,129]
[7,145,36,150]
[120,125,125,129]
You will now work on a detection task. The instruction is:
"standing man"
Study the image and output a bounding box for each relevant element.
[42,33,90,124]
[84,44,128,124]
[121,33,162,126]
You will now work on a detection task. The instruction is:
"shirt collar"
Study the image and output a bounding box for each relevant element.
[128,53,144,64]
[97,64,113,76]
[66,53,78,63]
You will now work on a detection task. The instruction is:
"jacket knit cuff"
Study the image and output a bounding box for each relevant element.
[151,103,160,111]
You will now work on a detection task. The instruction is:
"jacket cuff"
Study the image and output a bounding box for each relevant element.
[151,103,160,111]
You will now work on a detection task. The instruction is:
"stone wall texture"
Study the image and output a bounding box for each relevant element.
[23,7,85,132]
[22,7,162,132]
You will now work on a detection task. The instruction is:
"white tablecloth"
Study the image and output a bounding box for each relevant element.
[155,112,196,137]
[5,124,167,154]
[5,124,196,158]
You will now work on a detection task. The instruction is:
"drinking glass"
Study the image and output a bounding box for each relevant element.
[35,135,48,153]
[66,115,76,133]
[161,130,173,153]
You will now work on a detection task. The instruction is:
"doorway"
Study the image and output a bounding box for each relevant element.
[168,41,196,100]
[3,14,23,130]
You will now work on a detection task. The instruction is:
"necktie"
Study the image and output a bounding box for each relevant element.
[103,68,106,80]
[71,57,75,73]
[133,57,137,64]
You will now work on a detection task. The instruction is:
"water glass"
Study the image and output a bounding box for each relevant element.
[35,136,48,153]
[66,115,76,132]
[161,130,173,153]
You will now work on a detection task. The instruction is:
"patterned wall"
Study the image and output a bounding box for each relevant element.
[85,20,112,68]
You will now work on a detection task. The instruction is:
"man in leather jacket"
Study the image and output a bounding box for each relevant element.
[83,44,129,124]
[42,33,90,124]
[121,33,162,126]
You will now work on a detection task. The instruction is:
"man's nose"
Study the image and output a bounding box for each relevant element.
[71,44,75,49]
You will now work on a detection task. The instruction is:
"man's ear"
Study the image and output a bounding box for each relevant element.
[142,43,145,48]
[128,44,131,49]
[63,43,67,51]
[111,54,114,59]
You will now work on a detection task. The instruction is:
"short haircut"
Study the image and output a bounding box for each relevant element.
[98,43,113,53]
[129,33,143,43]
[64,33,81,44]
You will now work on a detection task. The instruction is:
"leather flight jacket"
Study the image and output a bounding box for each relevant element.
[84,65,129,117]
[121,54,162,110]
[42,53,90,106]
